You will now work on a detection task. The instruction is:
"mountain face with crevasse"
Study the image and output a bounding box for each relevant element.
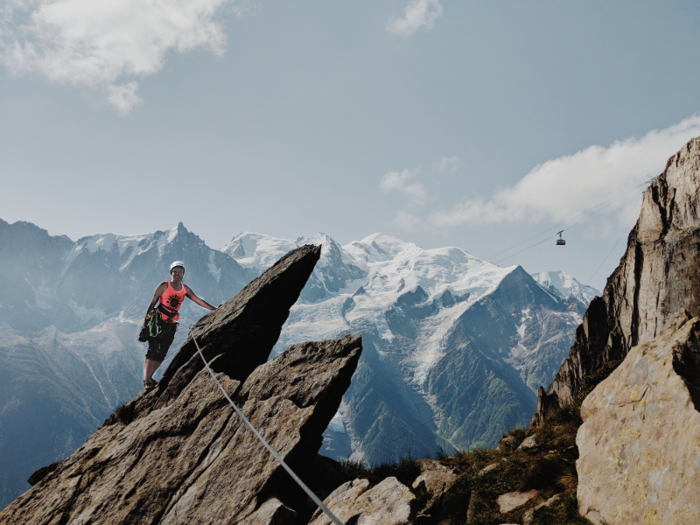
[0,219,596,508]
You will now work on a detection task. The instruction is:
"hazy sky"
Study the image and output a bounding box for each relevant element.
[2,0,699,290]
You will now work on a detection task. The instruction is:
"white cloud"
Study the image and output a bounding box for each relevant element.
[380,168,427,206]
[0,0,233,114]
[434,155,460,173]
[428,115,700,232]
[386,0,442,38]
[107,81,142,115]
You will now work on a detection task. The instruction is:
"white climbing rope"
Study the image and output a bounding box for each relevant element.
[189,328,345,525]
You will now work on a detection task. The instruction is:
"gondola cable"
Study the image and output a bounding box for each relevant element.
[490,181,647,264]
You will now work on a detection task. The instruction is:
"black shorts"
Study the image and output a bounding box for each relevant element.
[145,316,178,362]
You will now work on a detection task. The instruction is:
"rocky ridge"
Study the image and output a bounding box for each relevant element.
[0,245,366,524]
[534,136,700,423]
[0,220,250,508]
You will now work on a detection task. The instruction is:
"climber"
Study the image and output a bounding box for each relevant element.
[141,261,217,390]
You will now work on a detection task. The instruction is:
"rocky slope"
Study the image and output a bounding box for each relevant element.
[534,136,700,423]
[0,244,369,524]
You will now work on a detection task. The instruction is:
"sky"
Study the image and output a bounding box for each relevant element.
[1,0,699,290]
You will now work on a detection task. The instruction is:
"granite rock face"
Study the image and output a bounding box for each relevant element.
[534,136,700,423]
[576,311,700,525]
[0,245,364,524]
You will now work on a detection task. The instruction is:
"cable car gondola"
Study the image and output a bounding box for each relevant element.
[556,231,566,246]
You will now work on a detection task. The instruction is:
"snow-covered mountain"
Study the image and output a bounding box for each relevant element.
[225,231,599,463]
[531,270,598,304]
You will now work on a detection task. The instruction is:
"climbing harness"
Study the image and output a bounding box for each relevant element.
[138,308,162,342]
[190,328,345,525]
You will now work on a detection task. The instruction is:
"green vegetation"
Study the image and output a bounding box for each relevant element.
[431,417,590,524]
[429,359,622,524]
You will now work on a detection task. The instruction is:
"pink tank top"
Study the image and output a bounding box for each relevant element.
[159,281,186,321]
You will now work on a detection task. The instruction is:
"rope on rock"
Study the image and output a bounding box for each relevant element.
[190,328,345,525]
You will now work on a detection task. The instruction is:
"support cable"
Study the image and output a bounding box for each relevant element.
[584,216,637,286]
[190,328,345,525]
[487,181,647,264]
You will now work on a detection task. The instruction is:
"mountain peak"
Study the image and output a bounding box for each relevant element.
[531,271,600,304]
[222,232,298,270]
[344,233,412,263]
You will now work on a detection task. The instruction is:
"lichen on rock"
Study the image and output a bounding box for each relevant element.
[576,310,700,525]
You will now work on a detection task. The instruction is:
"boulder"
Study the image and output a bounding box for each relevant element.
[412,459,456,494]
[577,311,700,525]
[0,245,365,524]
[533,137,700,423]
[495,435,517,452]
[309,477,415,525]
[412,459,457,521]
[478,463,499,475]
[516,435,537,451]
[496,489,538,514]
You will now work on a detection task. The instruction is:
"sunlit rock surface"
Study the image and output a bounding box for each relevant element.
[577,311,700,525]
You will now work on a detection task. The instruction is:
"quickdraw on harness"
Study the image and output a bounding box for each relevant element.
[138,305,176,342]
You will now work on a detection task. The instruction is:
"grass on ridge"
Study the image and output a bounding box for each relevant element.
[337,452,421,488]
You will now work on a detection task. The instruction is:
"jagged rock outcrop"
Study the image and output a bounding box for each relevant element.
[576,310,700,525]
[533,136,700,423]
[0,245,364,524]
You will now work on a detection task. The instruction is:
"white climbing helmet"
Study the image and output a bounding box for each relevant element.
[170,261,186,273]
